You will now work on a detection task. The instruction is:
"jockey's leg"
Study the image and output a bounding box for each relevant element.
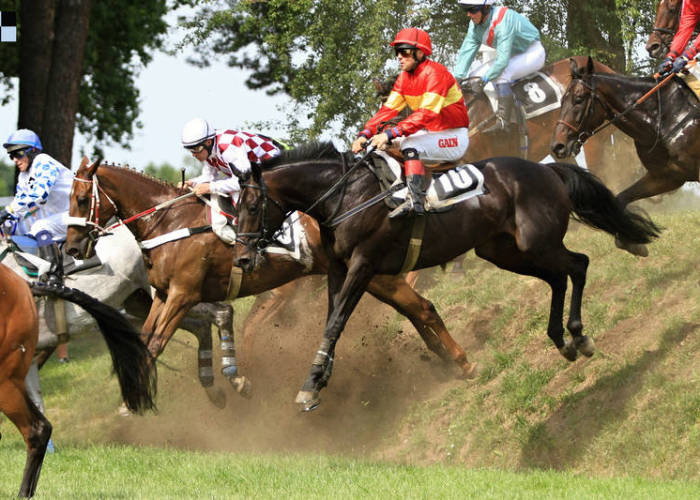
[484,82,515,133]
[390,148,426,218]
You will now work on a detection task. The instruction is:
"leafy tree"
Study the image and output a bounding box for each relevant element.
[0,0,187,172]
[184,0,656,144]
[0,159,13,197]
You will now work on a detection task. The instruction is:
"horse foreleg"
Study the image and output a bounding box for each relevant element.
[0,379,51,498]
[296,258,374,412]
[366,274,476,379]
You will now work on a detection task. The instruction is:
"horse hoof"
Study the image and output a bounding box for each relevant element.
[231,376,252,399]
[559,342,578,362]
[575,336,595,357]
[295,390,320,412]
[205,386,227,409]
[462,362,478,380]
[117,402,132,417]
[615,237,649,257]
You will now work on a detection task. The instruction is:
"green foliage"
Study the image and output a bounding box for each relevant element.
[0,159,14,197]
[143,157,201,183]
[184,0,658,143]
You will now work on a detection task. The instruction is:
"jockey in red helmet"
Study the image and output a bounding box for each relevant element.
[352,28,470,218]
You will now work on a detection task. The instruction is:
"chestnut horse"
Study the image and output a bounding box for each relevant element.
[0,263,155,497]
[550,57,700,211]
[232,143,660,411]
[63,162,475,394]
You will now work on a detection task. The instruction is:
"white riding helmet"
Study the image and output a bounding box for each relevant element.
[181,118,216,147]
[458,0,495,5]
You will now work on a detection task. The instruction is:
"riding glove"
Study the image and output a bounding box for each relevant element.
[671,56,689,74]
[657,57,673,76]
[0,209,13,222]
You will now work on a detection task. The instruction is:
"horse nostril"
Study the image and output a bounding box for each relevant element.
[552,143,567,158]
[646,43,660,56]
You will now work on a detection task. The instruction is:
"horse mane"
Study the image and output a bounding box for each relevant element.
[262,141,345,170]
[99,163,185,192]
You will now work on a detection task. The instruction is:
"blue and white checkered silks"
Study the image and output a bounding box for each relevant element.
[9,153,74,241]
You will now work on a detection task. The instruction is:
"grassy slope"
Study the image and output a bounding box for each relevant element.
[1,205,699,495]
[377,208,700,479]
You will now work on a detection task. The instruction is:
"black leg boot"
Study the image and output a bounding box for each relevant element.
[38,243,64,286]
[483,82,515,134]
[407,174,427,216]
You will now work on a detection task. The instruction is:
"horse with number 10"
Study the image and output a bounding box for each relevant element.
[232,143,660,412]
[64,158,478,398]
[0,263,156,498]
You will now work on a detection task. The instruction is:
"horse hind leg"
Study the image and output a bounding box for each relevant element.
[475,236,575,361]
[0,380,52,498]
[564,250,595,357]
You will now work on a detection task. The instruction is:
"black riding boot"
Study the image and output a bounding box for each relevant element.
[38,243,64,286]
[389,173,427,219]
[483,82,515,134]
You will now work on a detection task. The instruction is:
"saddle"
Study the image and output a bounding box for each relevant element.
[368,150,487,214]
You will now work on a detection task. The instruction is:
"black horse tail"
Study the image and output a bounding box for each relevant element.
[547,162,661,244]
[30,282,157,414]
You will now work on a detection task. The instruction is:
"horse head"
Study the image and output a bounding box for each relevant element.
[65,157,114,259]
[646,0,681,59]
[551,57,605,159]
[233,162,286,273]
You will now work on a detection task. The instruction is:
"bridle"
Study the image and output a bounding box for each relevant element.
[235,173,289,254]
[556,73,665,155]
[66,175,119,244]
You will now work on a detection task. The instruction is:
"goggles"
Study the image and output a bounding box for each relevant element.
[185,143,207,153]
[8,148,29,160]
[394,47,416,58]
[461,5,483,14]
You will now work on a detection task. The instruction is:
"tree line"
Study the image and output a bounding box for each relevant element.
[1,0,660,188]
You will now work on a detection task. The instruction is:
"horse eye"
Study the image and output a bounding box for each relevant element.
[574,95,585,105]
[77,196,89,207]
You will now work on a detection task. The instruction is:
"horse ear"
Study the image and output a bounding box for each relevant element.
[569,57,578,76]
[586,56,594,75]
[79,156,89,169]
[87,158,101,178]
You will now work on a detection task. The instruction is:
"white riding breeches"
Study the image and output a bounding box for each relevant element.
[393,128,469,162]
[468,41,546,84]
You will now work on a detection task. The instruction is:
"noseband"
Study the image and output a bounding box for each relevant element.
[67,176,119,243]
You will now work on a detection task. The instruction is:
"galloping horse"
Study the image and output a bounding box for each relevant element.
[550,57,700,209]
[232,142,659,411]
[63,161,476,391]
[0,263,155,497]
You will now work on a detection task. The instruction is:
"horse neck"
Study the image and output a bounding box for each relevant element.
[593,74,660,141]
[97,166,186,237]
[265,158,358,222]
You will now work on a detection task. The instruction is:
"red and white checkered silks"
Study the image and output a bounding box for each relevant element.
[206,130,280,175]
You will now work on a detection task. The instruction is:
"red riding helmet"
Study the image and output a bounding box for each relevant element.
[390,28,432,56]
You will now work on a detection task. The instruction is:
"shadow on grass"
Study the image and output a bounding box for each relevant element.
[518,321,699,469]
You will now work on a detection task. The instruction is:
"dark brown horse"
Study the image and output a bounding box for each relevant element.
[232,143,659,411]
[646,0,686,59]
[63,161,476,393]
[550,57,700,210]
[0,263,155,497]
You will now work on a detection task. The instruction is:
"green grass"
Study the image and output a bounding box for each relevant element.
[2,207,700,497]
[0,445,698,499]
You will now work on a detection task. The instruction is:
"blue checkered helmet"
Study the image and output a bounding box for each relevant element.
[3,129,43,153]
